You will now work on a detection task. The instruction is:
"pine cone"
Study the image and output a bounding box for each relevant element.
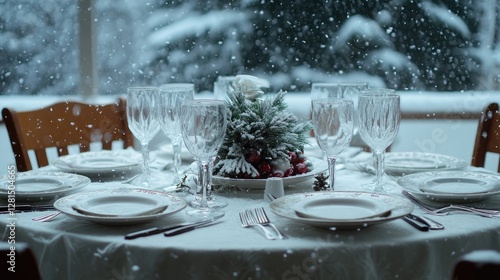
[313,172,329,191]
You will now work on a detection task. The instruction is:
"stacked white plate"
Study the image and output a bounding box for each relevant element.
[0,172,91,201]
[270,191,414,229]
[383,152,468,175]
[398,171,500,202]
[52,150,142,181]
[54,187,187,225]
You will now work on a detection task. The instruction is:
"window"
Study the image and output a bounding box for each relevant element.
[2,0,499,95]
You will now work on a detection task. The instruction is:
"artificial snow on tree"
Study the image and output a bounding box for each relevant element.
[213,75,313,179]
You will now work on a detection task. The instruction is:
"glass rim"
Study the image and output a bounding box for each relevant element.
[358,92,399,98]
[127,86,159,91]
[311,98,354,105]
[158,87,195,94]
[182,99,226,105]
[159,83,194,89]
[311,82,369,87]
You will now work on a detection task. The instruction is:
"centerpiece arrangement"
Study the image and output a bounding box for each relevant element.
[213,75,313,179]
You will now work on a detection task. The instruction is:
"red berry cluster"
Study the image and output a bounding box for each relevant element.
[239,150,308,179]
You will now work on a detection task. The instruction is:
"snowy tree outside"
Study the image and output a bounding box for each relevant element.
[1,0,500,96]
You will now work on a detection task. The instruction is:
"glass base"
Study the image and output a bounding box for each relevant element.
[189,196,228,209]
[361,178,401,194]
[126,170,173,190]
[186,209,225,218]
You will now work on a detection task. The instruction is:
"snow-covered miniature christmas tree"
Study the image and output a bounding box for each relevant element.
[213,75,312,179]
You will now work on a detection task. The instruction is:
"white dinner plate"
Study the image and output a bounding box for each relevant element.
[54,187,187,225]
[270,191,414,229]
[0,172,91,201]
[52,150,142,180]
[293,197,393,221]
[73,195,169,217]
[212,157,327,189]
[398,171,500,202]
[383,152,468,175]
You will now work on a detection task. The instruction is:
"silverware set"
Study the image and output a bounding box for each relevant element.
[239,207,287,240]
[402,213,444,231]
[402,190,500,218]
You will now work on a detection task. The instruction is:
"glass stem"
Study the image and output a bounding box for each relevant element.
[141,142,150,184]
[373,150,385,192]
[197,160,210,208]
[327,156,337,191]
[172,141,182,183]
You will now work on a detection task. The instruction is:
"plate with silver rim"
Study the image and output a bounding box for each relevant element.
[212,157,327,189]
[51,150,142,179]
[54,187,187,225]
[270,191,414,229]
[397,171,500,202]
[0,172,91,201]
[382,152,468,175]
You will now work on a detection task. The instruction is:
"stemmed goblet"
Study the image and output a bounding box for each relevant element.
[311,82,368,145]
[126,87,161,188]
[181,99,228,217]
[157,84,195,185]
[311,98,354,190]
[357,89,401,192]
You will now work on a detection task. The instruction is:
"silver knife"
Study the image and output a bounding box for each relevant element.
[0,204,55,213]
[402,215,429,231]
[125,213,224,239]
[407,213,445,230]
[164,214,225,236]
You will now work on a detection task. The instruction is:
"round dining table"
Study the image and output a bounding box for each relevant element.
[2,151,500,280]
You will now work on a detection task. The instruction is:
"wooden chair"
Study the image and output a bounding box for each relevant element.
[471,103,500,172]
[452,250,500,280]
[0,242,42,280]
[2,98,134,171]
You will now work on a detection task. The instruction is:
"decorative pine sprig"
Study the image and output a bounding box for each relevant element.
[214,86,312,178]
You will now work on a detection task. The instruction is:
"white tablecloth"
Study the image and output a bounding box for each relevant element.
[2,152,500,280]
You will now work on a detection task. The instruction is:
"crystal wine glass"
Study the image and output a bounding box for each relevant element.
[358,89,401,192]
[311,82,368,145]
[126,87,161,188]
[311,98,354,190]
[158,84,195,185]
[181,99,228,217]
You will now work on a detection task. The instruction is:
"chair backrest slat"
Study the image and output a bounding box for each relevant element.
[471,103,500,173]
[2,98,134,171]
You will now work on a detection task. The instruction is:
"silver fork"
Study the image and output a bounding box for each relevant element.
[239,210,276,240]
[402,190,499,217]
[32,211,61,222]
[254,207,287,239]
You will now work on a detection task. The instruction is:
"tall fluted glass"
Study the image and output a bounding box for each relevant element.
[126,87,161,188]
[158,84,195,185]
[181,99,228,217]
[311,98,354,190]
[358,90,400,192]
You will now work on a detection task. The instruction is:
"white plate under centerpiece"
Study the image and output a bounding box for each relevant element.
[54,187,187,225]
[397,171,500,202]
[0,172,91,201]
[269,191,413,229]
[51,150,142,181]
[383,152,468,175]
[212,157,327,189]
